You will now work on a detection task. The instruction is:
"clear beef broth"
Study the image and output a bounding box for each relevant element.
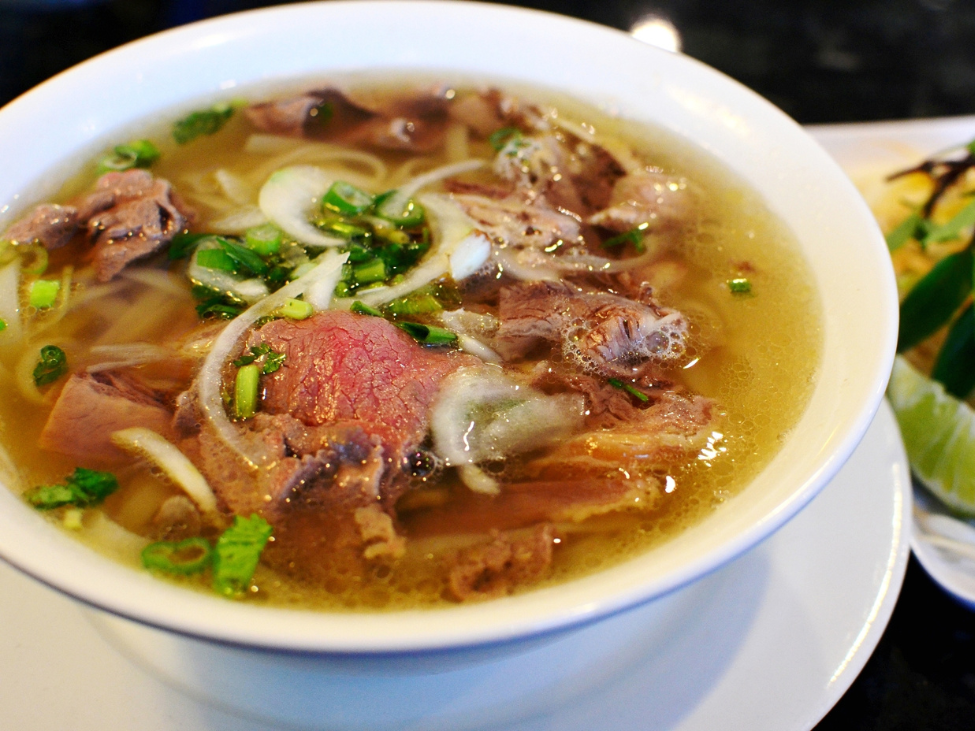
[0,79,821,610]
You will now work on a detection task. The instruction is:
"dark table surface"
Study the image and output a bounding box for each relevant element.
[2,1,975,728]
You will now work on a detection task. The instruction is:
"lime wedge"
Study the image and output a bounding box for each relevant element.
[887,356,975,515]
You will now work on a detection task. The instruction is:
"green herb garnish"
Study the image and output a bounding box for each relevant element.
[97,139,160,174]
[33,345,67,387]
[608,378,650,402]
[232,343,285,374]
[172,102,234,145]
[323,181,375,216]
[168,232,211,260]
[489,126,524,152]
[728,278,752,294]
[350,300,383,317]
[28,279,60,309]
[898,248,974,353]
[25,467,118,510]
[602,222,649,251]
[212,515,274,598]
[396,322,457,345]
[277,298,314,320]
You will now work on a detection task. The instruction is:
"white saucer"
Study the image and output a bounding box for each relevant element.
[0,401,909,731]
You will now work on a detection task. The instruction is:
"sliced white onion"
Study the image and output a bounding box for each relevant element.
[214,169,254,206]
[197,249,349,469]
[493,247,559,283]
[110,427,219,516]
[258,165,345,248]
[86,343,175,373]
[385,159,486,214]
[449,231,491,280]
[458,464,500,496]
[0,260,23,347]
[430,365,586,493]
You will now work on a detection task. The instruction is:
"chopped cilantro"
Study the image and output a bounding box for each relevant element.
[25,467,119,510]
[172,102,234,145]
[212,515,273,598]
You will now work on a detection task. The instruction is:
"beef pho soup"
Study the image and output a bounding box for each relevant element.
[0,79,821,610]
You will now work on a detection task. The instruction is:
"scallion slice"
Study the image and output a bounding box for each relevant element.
[33,345,67,386]
[244,224,283,256]
[234,364,260,420]
[323,181,375,216]
[397,322,457,345]
[29,279,60,309]
[277,298,314,320]
[142,537,212,575]
[350,300,383,317]
[375,192,426,228]
[727,278,752,294]
[196,248,237,271]
[608,378,650,402]
[353,258,387,285]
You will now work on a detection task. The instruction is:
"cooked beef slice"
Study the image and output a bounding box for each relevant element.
[80,169,191,281]
[447,525,556,601]
[2,203,80,249]
[39,371,175,464]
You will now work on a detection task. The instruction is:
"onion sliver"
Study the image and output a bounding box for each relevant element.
[197,249,348,469]
[258,165,345,248]
[379,159,485,221]
[110,427,219,516]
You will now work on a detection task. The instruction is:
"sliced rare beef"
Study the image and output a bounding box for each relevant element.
[245,88,450,152]
[2,204,79,249]
[496,280,688,376]
[248,310,476,455]
[39,371,175,464]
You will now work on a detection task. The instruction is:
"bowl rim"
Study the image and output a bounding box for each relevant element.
[0,0,898,653]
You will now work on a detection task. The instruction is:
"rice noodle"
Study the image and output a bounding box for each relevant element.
[86,343,176,373]
[121,269,191,298]
[110,427,219,516]
[83,511,150,559]
[209,205,268,234]
[390,159,485,208]
[197,249,348,469]
[214,169,254,206]
[0,260,23,347]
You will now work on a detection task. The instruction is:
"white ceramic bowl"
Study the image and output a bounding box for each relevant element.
[0,0,897,654]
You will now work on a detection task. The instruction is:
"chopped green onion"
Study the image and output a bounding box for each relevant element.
[217,238,268,275]
[195,248,237,271]
[608,378,650,402]
[97,139,160,174]
[375,193,426,227]
[33,345,67,387]
[142,537,212,575]
[489,126,523,152]
[29,279,61,309]
[277,298,314,320]
[728,278,752,294]
[0,318,7,333]
[62,507,84,530]
[234,364,260,420]
[350,300,383,317]
[353,258,387,285]
[396,322,457,345]
[320,220,372,240]
[244,224,283,256]
[602,223,649,251]
[24,467,118,510]
[323,181,375,216]
[168,232,210,260]
[384,292,443,316]
[172,102,234,145]
[212,515,274,598]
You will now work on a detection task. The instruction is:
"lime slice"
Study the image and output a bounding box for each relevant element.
[887,356,975,515]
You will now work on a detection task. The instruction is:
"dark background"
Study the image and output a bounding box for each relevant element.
[3,0,975,728]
